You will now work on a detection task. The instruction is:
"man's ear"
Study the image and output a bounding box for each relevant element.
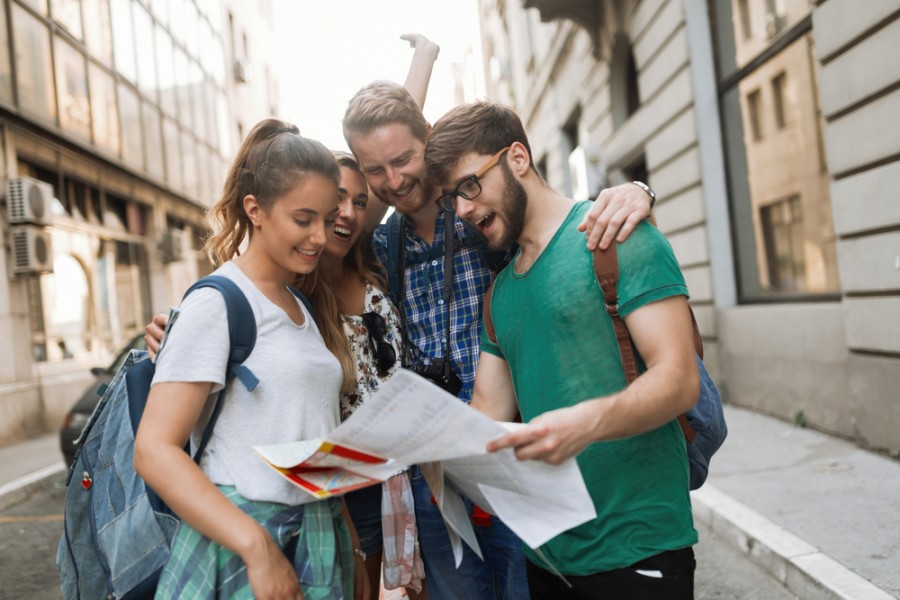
[424,122,432,140]
[243,194,262,226]
[507,141,531,177]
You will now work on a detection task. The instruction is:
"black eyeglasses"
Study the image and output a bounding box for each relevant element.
[361,312,397,376]
[436,146,510,212]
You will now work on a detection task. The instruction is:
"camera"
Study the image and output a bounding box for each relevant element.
[410,363,462,396]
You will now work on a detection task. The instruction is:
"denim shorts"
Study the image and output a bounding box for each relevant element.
[344,484,383,556]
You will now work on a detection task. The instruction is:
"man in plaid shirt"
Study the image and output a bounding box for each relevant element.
[343,80,654,599]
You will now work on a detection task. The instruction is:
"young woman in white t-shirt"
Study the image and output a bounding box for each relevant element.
[134,119,362,600]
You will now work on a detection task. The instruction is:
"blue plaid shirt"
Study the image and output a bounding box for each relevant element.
[372,213,495,402]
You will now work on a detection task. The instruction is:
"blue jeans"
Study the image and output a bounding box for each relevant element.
[345,483,383,556]
[411,466,530,600]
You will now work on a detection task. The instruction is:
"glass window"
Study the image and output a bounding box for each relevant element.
[204,78,217,146]
[96,237,150,334]
[215,90,230,157]
[184,0,199,58]
[714,4,838,298]
[168,0,185,45]
[746,88,762,141]
[44,253,91,359]
[162,117,182,189]
[155,26,176,115]
[82,0,113,65]
[50,0,83,39]
[118,82,143,167]
[150,0,168,27]
[205,0,221,33]
[772,71,788,129]
[191,61,207,142]
[55,36,91,138]
[12,4,57,121]
[173,46,193,129]
[0,4,12,104]
[133,2,157,101]
[142,102,164,180]
[180,130,198,199]
[109,0,136,82]
[19,0,48,15]
[89,62,120,154]
[722,0,813,76]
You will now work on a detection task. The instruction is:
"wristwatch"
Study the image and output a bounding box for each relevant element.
[353,548,367,561]
[631,181,656,210]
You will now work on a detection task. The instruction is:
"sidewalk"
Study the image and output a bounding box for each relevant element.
[1,406,897,599]
[692,405,899,599]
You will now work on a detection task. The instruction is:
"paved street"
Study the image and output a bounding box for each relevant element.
[1,473,801,600]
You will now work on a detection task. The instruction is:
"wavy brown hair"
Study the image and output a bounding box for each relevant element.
[205,118,355,394]
[293,152,388,396]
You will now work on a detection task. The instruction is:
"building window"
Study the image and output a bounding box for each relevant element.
[45,253,91,359]
[713,1,838,299]
[610,32,640,129]
[12,3,57,121]
[88,63,120,154]
[50,0,83,39]
[82,0,112,65]
[772,71,787,129]
[746,88,762,141]
[118,82,142,166]
[55,35,91,138]
[0,3,13,104]
[737,0,752,40]
[133,2,158,102]
[109,0,136,82]
[760,196,804,292]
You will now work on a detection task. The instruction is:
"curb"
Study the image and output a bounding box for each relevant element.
[692,484,896,600]
[0,463,67,512]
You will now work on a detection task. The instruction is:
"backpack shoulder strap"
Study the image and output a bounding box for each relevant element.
[384,213,405,305]
[183,275,259,392]
[592,245,698,443]
[483,279,497,344]
[182,275,260,462]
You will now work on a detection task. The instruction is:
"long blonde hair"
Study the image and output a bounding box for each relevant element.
[205,119,355,394]
[293,152,387,397]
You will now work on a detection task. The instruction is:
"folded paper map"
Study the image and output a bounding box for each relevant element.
[254,369,597,562]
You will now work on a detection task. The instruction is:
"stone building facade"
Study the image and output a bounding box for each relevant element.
[476,0,900,454]
[0,0,278,443]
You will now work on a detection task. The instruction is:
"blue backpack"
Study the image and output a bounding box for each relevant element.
[56,275,314,599]
[482,243,727,490]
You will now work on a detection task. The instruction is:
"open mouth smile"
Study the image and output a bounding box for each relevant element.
[474,212,496,232]
[333,225,353,240]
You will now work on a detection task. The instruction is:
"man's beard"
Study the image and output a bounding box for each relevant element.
[490,162,527,250]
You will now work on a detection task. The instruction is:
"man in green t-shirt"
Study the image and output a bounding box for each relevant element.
[424,100,701,599]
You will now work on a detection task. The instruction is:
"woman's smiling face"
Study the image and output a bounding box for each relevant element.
[325,165,369,259]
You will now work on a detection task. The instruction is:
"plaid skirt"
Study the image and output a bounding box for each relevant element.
[155,486,353,599]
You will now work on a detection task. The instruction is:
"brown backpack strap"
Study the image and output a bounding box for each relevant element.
[593,244,698,443]
[483,279,497,344]
[593,245,640,384]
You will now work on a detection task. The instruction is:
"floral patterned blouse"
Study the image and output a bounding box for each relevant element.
[340,282,403,421]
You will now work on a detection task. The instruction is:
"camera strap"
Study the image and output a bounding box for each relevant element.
[395,210,455,379]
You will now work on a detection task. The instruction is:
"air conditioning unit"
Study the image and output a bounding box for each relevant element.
[9,225,54,275]
[6,177,55,226]
[233,58,248,84]
[159,228,186,263]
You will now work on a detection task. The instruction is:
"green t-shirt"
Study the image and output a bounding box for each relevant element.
[482,202,697,575]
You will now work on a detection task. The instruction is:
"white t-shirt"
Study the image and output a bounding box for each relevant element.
[152,261,342,505]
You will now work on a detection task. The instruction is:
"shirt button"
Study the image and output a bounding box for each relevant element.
[431,260,438,266]
[438,299,444,305]
[441,337,447,344]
